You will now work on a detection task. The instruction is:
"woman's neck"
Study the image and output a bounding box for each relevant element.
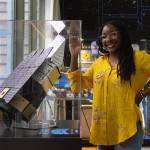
[108,53,118,67]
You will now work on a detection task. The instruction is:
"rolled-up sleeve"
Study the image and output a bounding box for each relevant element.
[67,64,94,93]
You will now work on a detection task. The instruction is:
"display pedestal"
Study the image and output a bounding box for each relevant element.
[0,137,81,150]
[0,120,81,150]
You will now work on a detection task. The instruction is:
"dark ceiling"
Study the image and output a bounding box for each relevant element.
[60,0,150,42]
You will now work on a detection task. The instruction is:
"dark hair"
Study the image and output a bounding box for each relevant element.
[100,20,136,83]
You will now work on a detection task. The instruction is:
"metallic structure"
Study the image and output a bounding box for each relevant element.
[0,35,65,127]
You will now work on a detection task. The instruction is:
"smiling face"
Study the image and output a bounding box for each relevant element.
[101,24,121,54]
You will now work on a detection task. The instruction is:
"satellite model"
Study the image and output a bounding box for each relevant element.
[0,35,65,127]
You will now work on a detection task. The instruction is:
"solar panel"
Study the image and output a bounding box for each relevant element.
[0,34,66,125]
[0,47,53,103]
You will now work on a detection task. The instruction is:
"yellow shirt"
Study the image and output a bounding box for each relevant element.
[67,51,150,145]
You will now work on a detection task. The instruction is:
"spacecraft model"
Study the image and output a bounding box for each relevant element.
[0,35,65,127]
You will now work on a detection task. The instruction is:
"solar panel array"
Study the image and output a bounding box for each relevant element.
[0,47,53,103]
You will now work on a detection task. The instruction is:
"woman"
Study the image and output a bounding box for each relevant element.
[67,20,150,150]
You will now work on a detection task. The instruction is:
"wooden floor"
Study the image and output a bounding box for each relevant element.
[82,147,97,150]
[82,147,150,150]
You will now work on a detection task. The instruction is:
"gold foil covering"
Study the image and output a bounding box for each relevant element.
[48,67,60,83]
[9,95,29,112]
[23,104,36,121]
[40,76,53,92]
[0,88,10,98]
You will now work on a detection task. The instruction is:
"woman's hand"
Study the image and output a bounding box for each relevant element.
[69,21,81,58]
[69,34,81,71]
[69,34,81,57]
[68,21,81,71]
[135,85,150,106]
[135,90,145,106]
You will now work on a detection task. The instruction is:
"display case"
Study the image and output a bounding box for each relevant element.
[0,20,82,150]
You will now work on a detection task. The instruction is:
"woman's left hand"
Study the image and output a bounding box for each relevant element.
[135,90,145,106]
